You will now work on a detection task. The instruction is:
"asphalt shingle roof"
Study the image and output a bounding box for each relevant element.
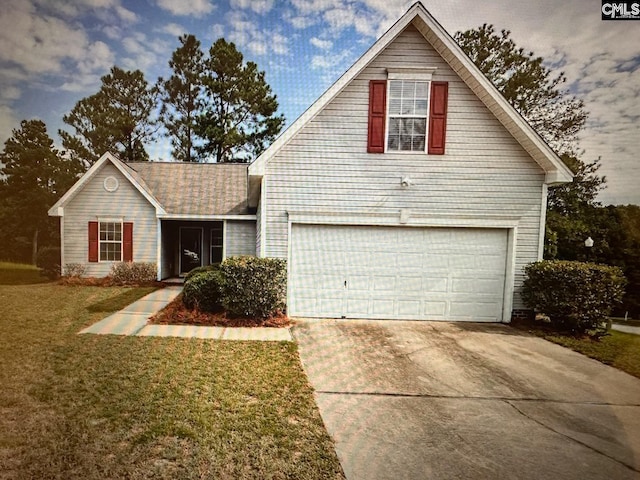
[124,161,249,216]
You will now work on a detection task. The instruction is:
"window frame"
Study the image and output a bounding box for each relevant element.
[98,218,123,263]
[210,222,224,265]
[385,68,436,154]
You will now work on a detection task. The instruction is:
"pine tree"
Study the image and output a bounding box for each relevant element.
[196,38,284,163]
[60,66,158,165]
[0,120,83,263]
[159,34,205,162]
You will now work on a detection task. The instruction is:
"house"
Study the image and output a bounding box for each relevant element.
[49,2,573,323]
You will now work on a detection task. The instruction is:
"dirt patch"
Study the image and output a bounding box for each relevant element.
[149,296,292,328]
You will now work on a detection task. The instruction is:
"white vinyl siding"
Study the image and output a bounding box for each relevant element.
[63,163,157,277]
[262,25,546,311]
[225,220,256,257]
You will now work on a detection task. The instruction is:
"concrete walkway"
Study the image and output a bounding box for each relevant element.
[79,286,292,341]
[612,323,640,335]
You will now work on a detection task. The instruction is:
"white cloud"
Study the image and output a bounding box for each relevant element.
[310,37,333,50]
[0,104,19,146]
[226,10,290,56]
[159,23,187,38]
[230,0,275,14]
[156,0,215,16]
[211,24,224,39]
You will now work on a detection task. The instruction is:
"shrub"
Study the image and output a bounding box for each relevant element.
[220,256,286,318]
[184,263,220,281]
[36,246,61,279]
[109,262,157,285]
[182,269,225,312]
[522,260,626,335]
[63,263,86,277]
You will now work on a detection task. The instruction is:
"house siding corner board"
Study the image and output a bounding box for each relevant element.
[225,220,257,257]
[263,25,545,310]
[64,163,157,277]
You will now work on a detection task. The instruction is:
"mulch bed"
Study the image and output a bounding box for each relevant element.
[149,296,292,328]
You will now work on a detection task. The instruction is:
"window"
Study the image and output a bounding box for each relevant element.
[387,80,429,152]
[99,221,122,261]
[210,223,223,264]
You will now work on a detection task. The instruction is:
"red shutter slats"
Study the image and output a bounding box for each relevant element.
[367,80,387,153]
[88,221,98,262]
[428,81,448,155]
[123,222,133,262]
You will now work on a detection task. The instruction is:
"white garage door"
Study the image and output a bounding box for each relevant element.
[289,224,508,322]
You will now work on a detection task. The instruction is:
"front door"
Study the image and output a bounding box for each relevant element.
[179,227,203,275]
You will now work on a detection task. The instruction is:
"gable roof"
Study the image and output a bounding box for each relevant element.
[248,1,573,186]
[125,162,250,216]
[48,152,166,217]
[49,152,251,218]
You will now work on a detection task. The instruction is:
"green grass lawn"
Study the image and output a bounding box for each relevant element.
[512,322,640,379]
[0,267,344,479]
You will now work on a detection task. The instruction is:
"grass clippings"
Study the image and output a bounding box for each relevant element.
[0,264,343,480]
[150,295,293,328]
[511,319,640,379]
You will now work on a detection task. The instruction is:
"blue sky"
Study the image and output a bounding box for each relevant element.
[1,0,639,205]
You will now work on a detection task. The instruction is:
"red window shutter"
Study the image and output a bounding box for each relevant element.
[367,80,387,153]
[428,81,448,155]
[88,221,98,262]
[123,222,133,262]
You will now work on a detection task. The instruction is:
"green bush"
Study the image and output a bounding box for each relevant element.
[220,256,286,318]
[182,269,225,312]
[522,260,626,335]
[109,262,157,285]
[184,263,220,281]
[36,246,61,279]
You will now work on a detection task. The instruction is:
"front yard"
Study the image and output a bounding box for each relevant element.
[0,264,343,479]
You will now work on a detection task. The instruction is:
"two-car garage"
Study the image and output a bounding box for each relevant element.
[288,224,510,322]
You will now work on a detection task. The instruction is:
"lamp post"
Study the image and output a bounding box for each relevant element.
[584,236,594,262]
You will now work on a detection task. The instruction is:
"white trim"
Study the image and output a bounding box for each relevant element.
[387,67,436,80]
[48,152,166,217]
[60,216,65,272]
[286,210,520,229]
[538,184,549,260]
[158,214,256,221]
[98,219,124,263]
[502,227,517,323]
[179,226,204,275]
[156,218,162,281]
[248,3,572,184]
[259,177,267,257]
[288,221,516,323]
[210,221,225,263]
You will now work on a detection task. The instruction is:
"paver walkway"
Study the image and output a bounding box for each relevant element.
[79,286,292,341]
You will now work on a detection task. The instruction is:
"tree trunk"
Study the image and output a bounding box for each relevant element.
[31,228,39,265]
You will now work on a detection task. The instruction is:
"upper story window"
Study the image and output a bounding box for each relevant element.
[387,80,429,152]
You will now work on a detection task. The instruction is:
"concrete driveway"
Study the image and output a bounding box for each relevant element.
[293,319,640,480]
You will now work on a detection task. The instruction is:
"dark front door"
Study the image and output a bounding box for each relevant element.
[180,227,202,275]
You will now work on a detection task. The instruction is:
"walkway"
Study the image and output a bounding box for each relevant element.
[79,286,292,341]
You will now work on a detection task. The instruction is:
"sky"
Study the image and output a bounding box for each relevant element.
[1,0,639,205]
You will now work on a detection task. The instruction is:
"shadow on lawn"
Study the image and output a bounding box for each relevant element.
[0,268,50,285]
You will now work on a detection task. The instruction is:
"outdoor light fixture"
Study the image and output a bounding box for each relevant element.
[584,237,594,248]
[401,176,412,188]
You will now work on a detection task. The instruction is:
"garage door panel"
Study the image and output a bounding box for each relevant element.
[289,224,507,321]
